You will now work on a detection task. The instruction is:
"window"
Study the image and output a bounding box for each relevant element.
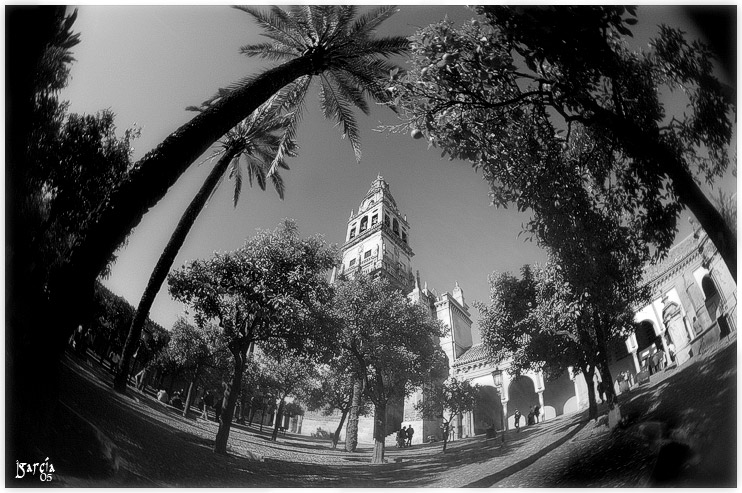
[393,218,399,236]
[364,250,372,259]
[384,214,390,227]
[360,216,368,232]
[349,258,356,267]
[402,230,407,243]
[371,214,378,226]
[349,227,356,239]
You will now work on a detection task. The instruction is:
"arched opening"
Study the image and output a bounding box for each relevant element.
[392,218,399,236]
[359,216,368,233]
[702,275,721,320]
[635,320,660,369]
[506,375,538,429]
[473,386,502,435]
[702,274,731,338]
[542,372,576,419]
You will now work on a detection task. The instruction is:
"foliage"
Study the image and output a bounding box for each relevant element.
[415,378,480,452]
[331,273,446,462]
[167,220,337,452]
[204,5,410,163]
[166,318,227,379]
[386,6,736,275]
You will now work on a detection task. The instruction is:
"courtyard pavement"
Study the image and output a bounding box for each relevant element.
[43,333,735,487]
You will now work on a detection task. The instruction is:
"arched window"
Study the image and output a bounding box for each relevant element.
[371,214,378,226]
[360,216,368,232]
[349,226,356,239]
[402,230,407,243]
[384,214,390,227]
[392,218,399,236]
[702,275,721,319]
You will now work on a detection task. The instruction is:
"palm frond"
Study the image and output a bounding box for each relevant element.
[230,157,243,207]
[353,36,410,58]
[327,70,370,115]
[233,5,307,50]
[239,42,299,61]
[319,75,362,162]
[351,6,399,36]
[270,169,286,200]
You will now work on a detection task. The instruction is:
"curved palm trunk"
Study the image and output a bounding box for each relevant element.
[113,147,239,392]
[53,56,317,352]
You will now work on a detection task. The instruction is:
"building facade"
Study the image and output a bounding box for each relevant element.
[300,177,736,443]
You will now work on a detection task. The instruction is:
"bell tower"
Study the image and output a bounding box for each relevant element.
[339,175,415,293]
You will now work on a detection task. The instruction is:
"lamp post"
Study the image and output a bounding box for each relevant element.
[492,369,505,444]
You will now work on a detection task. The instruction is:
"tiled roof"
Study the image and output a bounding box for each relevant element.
[453,343,491,367]
[641,233,698,285]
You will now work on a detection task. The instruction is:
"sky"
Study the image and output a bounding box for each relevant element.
[59,5,737,343]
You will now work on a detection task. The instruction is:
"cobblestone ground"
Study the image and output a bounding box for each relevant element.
[46,335,735,487]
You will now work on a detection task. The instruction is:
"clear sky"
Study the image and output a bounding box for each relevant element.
[60,5,736,342]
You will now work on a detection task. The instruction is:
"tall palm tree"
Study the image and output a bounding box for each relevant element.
[113,93,297,393]
[59,6,408,329]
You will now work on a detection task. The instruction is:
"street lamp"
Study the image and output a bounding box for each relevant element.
[492,369,505,444]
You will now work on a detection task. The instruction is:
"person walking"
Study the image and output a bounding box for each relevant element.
[397,426,407,448]
[514,409,521,432]
[214,395,223,423]
[534,403,541,423]
[406,425,414,447]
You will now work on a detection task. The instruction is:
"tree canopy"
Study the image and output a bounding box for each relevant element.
[387,6,736,278]
[331,273,447,463]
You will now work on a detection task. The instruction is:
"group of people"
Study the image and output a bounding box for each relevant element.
[397,425,414,448]
[513,403,541,431]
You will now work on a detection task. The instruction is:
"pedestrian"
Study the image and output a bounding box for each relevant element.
[397,426,407,448]
[109,349,121,374]
[202,390,214,420]
[406,425,414,447]
[450,425,456,442]
[667,342,676,363]
[171,392,183,410]
[534,403,541,423]
[157,389,169,404]
[527,410,534,426]
[514,409,521,431]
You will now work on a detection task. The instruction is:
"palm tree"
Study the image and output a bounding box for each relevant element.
[113,93,297,393]
[58,6,409,330]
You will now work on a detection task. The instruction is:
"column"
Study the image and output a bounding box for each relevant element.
[537,391,545,422]
[501,400,508,431]
[631,351,640,373]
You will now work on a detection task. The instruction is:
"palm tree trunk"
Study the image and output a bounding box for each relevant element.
[371,400,387,464]
[113,147,239,392]
[214,346,247,454]
[63,57,316,300]
[345,376,363,452]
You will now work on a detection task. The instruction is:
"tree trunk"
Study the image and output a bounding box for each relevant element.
[113,149,239,393]
[332,409,349,449]
[580,363,598,421]
[590,105,737,281]
[371,400,387,464]
[271,398,286,441]
[60,57,318,339]
[441,421,450,453]
[183,364,201,418]
[345,376,363,452]
[214,348,246,454]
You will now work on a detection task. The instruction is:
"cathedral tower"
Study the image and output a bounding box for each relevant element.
[339,175,415,293]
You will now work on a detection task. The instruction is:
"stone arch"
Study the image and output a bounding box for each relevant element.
[635,319,661,371]
[473,385,503,435]
[506,375,538,429]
